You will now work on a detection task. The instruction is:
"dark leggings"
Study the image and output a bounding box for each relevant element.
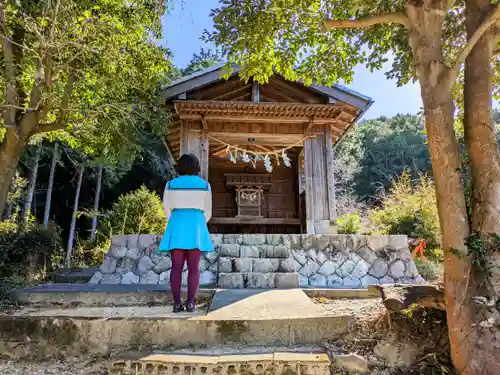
[170,249,201,305]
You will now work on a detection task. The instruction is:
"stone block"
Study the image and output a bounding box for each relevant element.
[330,236,348,253]
[101,273,122,284]
[307,249,317,262]
[266,234,282,245]
[356,245,378,264]
[139,234,158,249]
[379,276,395,284]
[240,245,260,258]
[125,246,143,260]
[299,275,309,286]
[222,234,243,244]
[253,259,279,273]
[351,259,371,279]
[369,259,389,278]
[327,275,343,286]
[116,258,135,274]
[219,273,244,288]
[111,235,128,247]
[362,275,380,287]
[211,234,223,246]
[137,256,155,274]
[242,234,266,246]
[198,257,209,273]
[218,244,240,257]
[279,258,300,273]
[245,273,276,288]
[199,270,216,285]
[89,271,103,284]
[234,258,253,273]
[159,270,170,284]
[367,235,389,251]
[99,257,117,274]
[316,252,327,265]
[309,274,327,287]
[153,256,172,273]
[266,245,290,259]
[343,275,362,288]
[218,257,233,273]
[121,271,139,285]
[346,234,366,252]
[292,250,307,266]
[333,353,368,373]
[337,259,356,278]
[389,235,408,250]
[109,245,127,259]
[317,260,338,276]
[405,260,420,279]
[282,234,301,248]
[299,259,319,277]
[139,270,159,284]
[127,235,139,249]
[275,273,300,288]
[389,260,406,279]
[204,250,218,264]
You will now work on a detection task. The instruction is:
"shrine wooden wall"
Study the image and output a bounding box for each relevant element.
[208,155,300,233]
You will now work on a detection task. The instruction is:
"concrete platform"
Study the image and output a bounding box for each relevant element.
[207,289,328,319]
[10,284,375,307]
[0,289,352,360]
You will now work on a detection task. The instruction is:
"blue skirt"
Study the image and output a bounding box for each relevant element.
[158,209,214,252]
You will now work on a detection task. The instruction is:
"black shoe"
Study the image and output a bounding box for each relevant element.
[173,304,184,313]
[186,302,195,313]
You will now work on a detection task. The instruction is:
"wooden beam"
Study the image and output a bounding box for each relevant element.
[209,217,300,225]
[212,83,252,101]
[324,125,337,221]
[178,114,336,124]
[252,81,260,103]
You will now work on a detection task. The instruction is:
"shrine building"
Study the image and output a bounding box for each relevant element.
[162,64,373,235]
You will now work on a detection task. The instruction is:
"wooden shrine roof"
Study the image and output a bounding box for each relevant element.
[162,64,373,159]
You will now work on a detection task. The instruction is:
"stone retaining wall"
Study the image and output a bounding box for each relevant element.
[90,234,424,287]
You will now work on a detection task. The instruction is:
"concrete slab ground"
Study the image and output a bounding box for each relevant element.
[206,289,328,320]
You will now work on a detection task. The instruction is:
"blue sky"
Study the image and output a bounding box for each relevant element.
[161,0,425,120]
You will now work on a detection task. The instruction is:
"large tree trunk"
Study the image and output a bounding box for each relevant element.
[0,131,26,215]
[43,142,58,228]
[464,0,500,284]
[65,165,84,268]
[90,164,103,242]
[405,4,480,374]
[22,144,42,225]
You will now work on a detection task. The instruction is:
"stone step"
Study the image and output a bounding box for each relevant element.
[218,273,299,289]
[109,346,330,375]
[219,257,300,274]
[10,284,377,307]
[0,289,350,360]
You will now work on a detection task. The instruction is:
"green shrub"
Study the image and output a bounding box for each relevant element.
[369,172,441,258]
[102,185,166,235]
[336,213,362,234]
[0,221,64,281]
[414,258,443,282]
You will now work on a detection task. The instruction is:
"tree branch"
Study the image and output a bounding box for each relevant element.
[324,12,410,31]
[447,4,500,90]
[35,68,76,134]
[0,0,18,130]
[36,120,67,134]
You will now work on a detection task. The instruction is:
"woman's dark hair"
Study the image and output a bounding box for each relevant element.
[176,153,201,176]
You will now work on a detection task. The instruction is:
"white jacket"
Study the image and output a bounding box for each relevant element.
[162,185,212,222]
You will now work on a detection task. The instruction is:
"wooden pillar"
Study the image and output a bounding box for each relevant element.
[303,125,337,234]
[180,121,210,180]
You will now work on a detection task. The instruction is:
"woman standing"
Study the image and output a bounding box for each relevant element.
[158,153,213,313]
